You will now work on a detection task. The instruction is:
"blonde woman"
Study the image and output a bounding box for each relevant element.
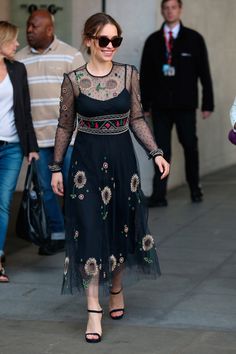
[0,21,39,282]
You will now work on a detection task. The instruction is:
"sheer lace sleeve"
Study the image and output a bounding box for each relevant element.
[51,73,77,171]
[128,66,163,158]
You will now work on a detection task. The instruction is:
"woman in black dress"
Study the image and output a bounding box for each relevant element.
[51,13,169,343]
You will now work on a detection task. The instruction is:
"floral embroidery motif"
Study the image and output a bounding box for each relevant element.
[130,174,140,192]
[74,170,87,189]
[74,230,79,240]
[106,79,117,89]
[80,78,92,89]
[101,186,112,205]
[64,257,69,275]
[103,162,108,170]
[119,257,124,264]
[84,258,99,276]
[75,71,84,80]
[82,279,89,289]
[142,234,155,251]
[124,225,129,234]
[62,87,67,93]
[109,255,117,271]
[144,257,153,264]
[96,83,106,91]
[78,194,84,200]
[62,104,67,111]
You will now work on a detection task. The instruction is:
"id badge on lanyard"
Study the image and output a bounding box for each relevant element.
[162,32,175,77]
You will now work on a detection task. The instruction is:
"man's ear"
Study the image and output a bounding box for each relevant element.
[47,25,54,37]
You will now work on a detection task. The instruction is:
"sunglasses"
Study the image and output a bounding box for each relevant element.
[91,35,123,48]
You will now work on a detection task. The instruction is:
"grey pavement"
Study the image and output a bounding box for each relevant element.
[1,166,236,354]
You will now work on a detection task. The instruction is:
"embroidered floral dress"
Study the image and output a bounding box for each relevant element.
[54,62,161,293]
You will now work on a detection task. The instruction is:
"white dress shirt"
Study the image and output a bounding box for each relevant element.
[164,22,181,40]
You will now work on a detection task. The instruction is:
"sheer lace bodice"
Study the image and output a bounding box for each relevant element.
[53,62,159,164]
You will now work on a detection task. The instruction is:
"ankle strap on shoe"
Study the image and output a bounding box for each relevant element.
[110,287,123,295]
[87,309,103,313]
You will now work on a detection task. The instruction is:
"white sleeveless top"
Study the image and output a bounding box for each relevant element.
[0,74,19,142]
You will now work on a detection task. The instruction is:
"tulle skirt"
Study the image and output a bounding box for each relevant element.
[62,130,160,294]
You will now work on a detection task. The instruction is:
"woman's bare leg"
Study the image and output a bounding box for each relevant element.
[109,268,125,318]
[85,273,103,340]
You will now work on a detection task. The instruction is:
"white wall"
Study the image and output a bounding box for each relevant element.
[0,0,10,19]
[71,0,101,51]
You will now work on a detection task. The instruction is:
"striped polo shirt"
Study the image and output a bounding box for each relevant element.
[16,37,85,147]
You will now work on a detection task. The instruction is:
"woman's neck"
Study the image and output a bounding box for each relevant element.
[0,56,5,65]
[87,59,113,77]
[0,58,7,81]
[0,57,6,69]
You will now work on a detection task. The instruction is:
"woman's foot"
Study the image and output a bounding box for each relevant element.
[0,267,9,283]
[109,288,125,320]
[85,309,103,343]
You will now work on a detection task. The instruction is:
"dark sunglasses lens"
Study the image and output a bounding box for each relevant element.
[111,37,123,48]
[98,36,110,47]
[98,36,123,48]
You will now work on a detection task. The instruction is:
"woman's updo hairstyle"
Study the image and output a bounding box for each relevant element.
[82,12,122,55]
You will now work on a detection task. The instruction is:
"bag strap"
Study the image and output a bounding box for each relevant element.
[24,158,41,191]
[24,160,34,190]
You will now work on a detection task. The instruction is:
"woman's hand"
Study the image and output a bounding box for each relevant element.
[28,152,39,164]
[154,155,170,180]
[51,172,64,196]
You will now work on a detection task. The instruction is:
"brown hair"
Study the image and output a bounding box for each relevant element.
[0,21,18,48]
[161,0,183,8]
[82,12,122,55]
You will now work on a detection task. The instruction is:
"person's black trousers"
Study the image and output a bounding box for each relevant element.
[151,109,200,200]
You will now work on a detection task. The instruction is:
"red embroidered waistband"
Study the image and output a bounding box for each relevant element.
[77,112,129,135]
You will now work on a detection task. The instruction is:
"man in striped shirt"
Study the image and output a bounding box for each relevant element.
[16,10,85,255]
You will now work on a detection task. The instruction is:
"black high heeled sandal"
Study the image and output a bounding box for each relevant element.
[85,309,103,343]
[109,288,125,320]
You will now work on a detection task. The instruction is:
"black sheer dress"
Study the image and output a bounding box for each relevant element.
[53,62,161,294]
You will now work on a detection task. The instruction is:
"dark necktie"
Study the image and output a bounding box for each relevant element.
[168,31,173,51]
[167,31,173,65]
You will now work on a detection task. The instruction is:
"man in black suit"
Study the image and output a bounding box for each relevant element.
[140,0,214,207]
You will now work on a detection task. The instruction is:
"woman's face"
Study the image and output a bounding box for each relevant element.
[87,23,120,63]
[0,36,19,60]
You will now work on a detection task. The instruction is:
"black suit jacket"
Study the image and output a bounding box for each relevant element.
[5,59,38,156]
[140,23,214,112]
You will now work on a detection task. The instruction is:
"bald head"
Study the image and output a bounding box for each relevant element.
[26,10,54,52]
